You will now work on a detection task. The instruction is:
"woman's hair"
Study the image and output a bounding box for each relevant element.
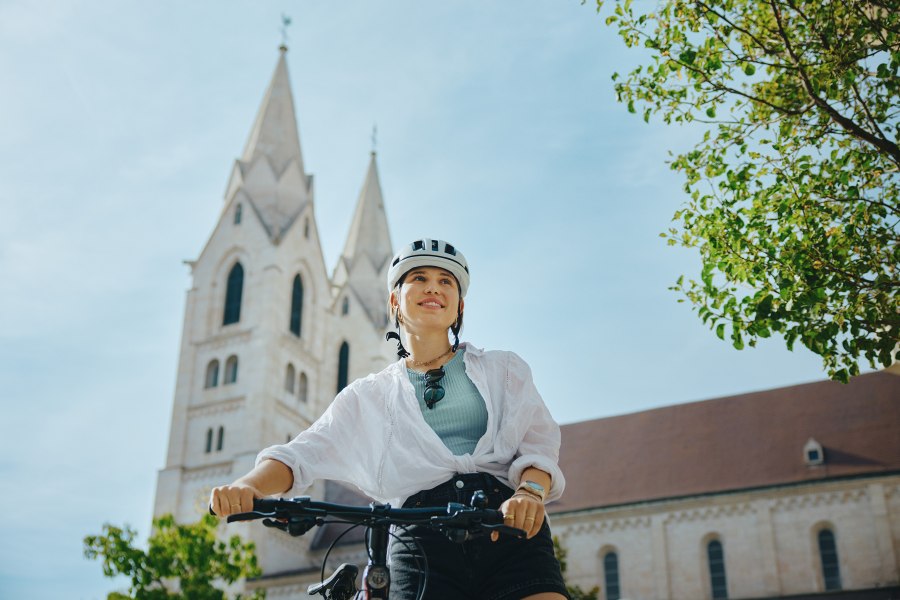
[385,270,464,358]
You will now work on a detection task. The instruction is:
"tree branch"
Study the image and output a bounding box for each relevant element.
[769,0,900,166]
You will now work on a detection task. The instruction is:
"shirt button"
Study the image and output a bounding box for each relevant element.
[455,480,464,489]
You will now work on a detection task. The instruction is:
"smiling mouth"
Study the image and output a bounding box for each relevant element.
[419,301,444,308]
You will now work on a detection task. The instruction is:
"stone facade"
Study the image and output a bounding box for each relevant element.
[553,475,900,599]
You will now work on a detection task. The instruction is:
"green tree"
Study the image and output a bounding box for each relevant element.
[84,513,263,600]
[595,0,899,381]
[553,536,601,600]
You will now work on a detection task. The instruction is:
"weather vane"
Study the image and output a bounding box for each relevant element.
[280,14,292,48]
[371,124,378,154]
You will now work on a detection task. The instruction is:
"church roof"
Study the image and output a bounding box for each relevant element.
[241,47,305,177]
[550,371,900,514]
[225,47,312,244]
[337,153,393,277]
[332,153,394,326]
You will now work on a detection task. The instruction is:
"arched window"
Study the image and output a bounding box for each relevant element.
[342,296,350,316]
[337,342,349,393]
[216,426,224,451]
[234,203,242,225]
[285,363,296,393]
[290,275,303,336]
[223,263,244,325]
[205,428,213,453]
[818,529,842,591]
[299,371,309,403]
[224,355,238,384]
[603,552,621,600]
[304,216,310,239]
[204,360,219,388]
[707,540,728,599]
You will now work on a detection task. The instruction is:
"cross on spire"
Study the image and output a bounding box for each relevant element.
[280,14,292,50]
[371,124,377,155]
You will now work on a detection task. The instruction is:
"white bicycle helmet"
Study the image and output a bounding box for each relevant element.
[387,239,470,297]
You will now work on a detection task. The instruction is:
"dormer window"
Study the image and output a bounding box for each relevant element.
[804,438,825,466]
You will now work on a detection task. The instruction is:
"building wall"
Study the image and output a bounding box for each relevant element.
[552,475,900,600]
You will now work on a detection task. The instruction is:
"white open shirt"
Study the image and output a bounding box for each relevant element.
[257,343,565,507]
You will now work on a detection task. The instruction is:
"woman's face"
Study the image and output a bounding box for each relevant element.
[392,266,463,334]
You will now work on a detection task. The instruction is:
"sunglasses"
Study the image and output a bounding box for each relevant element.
[423,367,446,409]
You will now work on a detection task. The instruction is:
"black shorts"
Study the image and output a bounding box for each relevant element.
[389,473,569,600]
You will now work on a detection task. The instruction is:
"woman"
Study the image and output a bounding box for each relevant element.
[211,238,568,600]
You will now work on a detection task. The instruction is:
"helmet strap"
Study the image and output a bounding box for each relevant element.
[385,331,410,359]
[450,311,462,352]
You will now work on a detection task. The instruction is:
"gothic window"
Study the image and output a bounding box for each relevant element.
[290,275,303,336]
[299,371,309,403]
[205,428,213,453]
[337,342,349,394]
[204,359,219,388]
[304,216,310,239]
[603,552,621,600]
[224,355,238,384]
[223,263,244,325]
[285,363,296,393]
[707,540,728,599]
[342,296,350,316]
[234,203,242,225]
[216,426,224,451]
[818,529,842,591]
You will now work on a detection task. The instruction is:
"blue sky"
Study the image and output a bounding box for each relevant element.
[0,1,833,597]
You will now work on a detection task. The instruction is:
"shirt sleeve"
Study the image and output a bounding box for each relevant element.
[504,353,566,502]
[255,384,378,498]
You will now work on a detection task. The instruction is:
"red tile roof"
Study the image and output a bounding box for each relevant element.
[550,372,900,514]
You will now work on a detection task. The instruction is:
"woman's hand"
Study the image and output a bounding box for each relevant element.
[209,483,263,517]
[497,492,545,540]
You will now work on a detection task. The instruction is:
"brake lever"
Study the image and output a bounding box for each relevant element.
[484,523,527,539]
[262,515,320,537]
[227,510,274,523]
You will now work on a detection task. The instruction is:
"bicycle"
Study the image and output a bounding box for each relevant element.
[223,490,526,599]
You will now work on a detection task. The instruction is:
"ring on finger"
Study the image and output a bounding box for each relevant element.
[504,514,515,520]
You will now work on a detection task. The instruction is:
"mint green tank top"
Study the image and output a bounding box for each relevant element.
[406,348,488,456]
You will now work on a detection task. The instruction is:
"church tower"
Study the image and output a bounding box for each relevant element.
[153,46,396,584]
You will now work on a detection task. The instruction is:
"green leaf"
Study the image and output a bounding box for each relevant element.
[716,323,725,339]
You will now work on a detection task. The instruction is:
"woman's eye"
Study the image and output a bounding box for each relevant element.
[441,279,452,285]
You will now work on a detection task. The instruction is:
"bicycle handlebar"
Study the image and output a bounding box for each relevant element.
[224,495,526,541]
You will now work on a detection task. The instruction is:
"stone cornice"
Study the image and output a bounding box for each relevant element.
[188,397,245,418]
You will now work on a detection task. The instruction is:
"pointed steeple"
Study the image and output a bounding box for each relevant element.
[225,47,312,244]
[242,47,306,177]
[333,152,394,326]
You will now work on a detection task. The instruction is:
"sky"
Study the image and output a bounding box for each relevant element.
[0,1,839,597]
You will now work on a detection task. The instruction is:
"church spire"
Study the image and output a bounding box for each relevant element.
[225,46,311,244]
[339,152,393,278]
[333,152,394,326]
[241,46,306,177]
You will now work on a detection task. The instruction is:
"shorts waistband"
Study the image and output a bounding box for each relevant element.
[403,473,514,509]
